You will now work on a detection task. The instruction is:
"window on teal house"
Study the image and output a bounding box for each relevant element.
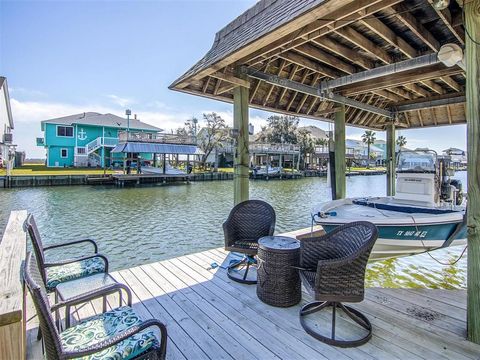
[60,148,68,158]
[57,126,73,137]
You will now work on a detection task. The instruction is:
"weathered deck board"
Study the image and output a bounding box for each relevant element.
[26,248,480,360]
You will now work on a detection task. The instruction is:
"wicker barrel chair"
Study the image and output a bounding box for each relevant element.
[25,252,168,360]
[25,213,109,293]
[299,221,378,347]
[223,200,276,284]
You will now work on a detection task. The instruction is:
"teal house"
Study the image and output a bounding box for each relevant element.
[38,112,162,167]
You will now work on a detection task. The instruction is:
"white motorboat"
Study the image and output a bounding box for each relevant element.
[313,150,466,261]
[142,163,186,175]
[255,165,281,176]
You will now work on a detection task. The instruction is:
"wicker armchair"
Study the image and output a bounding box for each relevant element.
[299,221,378,347]
[223,200,276,284]
[25,214,109,292]
[25,252,168,360]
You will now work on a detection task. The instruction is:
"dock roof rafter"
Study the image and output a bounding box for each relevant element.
[170,0,467,130]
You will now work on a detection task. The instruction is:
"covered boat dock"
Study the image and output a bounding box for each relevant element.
[170,0,480,343]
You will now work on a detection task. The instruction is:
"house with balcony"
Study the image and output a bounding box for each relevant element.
[38,112,162,167]
[0,77,14,169]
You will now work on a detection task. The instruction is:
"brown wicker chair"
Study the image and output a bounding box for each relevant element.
[299,221,378,347]
[223,200,276,284]
[24,213,109,292]
[25,252,168,360]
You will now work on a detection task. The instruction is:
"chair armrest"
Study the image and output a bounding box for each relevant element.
[43,238,98,253]
[63,319,167,359]
[51,283,132,312]
[44,254,109,273]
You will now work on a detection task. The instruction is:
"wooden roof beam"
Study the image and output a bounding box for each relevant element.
[335,27,392,64]
[295,43,356,74]
[391,4,462,93]
[296,73,322,114]
[286,69,310,111]
[249,61,271,102]
[243,0,397,66]
[420,80,445,95]
[440,76,463,92]
[373,90,402,102]
[262,60,287,106]
[392,92,466,112]
[276,64,299,106]
[278,52,339,78]
[427,0,465,44]
[311,37,374,70]
[338,65,463,96]
[359,16,417,58]
[210,71,250,88]
[404,83,433,97]
[242,67,392,117]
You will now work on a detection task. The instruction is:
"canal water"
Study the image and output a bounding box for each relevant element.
[0,173,467,289]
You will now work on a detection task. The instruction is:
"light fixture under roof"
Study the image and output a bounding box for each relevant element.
[433,0,450,10]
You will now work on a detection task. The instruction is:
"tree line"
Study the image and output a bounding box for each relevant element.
[176,112,407,170]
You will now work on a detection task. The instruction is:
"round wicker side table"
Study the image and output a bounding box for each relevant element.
[257,236,301,307]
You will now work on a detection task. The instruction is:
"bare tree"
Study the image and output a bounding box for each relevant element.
[198,112,228,168]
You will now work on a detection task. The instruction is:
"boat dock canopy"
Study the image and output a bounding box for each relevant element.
[111,142,203,155]
[169,0,467,130]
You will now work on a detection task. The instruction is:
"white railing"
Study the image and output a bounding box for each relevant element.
[85,137,119,154]
[118,131,196,145]
[102,137,118,147]
[86,137,102,154]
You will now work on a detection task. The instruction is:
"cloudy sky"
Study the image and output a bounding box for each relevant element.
[1,0,467,158]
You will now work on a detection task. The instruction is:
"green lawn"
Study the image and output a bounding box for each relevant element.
[0,164,114,176]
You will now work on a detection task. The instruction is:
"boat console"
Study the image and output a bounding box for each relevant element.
[394,150,463,208]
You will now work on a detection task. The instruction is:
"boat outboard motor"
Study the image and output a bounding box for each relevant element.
[439,158,463,205]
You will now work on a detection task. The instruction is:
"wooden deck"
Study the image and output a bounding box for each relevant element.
[27,248,480,360]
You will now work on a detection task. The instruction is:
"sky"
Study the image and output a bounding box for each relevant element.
[0,0,467,158]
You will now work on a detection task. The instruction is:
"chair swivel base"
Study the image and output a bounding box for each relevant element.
[300,301,372,348]
[227,255,257,284]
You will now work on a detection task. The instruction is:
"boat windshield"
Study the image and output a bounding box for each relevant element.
[397,150,436,173]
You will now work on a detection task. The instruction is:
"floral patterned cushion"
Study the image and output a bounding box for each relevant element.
[60,306,158,360]
[46,257,106,291]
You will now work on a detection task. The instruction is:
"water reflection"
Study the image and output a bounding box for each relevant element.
[0,173,467,289]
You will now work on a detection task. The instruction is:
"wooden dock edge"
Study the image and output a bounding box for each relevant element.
[0,210,28,359]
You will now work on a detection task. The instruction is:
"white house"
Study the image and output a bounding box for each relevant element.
[0,77,14,170]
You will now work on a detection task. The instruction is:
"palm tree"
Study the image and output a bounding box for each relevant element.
[361,130,376,168]
[396,135,407,148]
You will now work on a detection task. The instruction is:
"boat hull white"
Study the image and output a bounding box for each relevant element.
[312,197,467,261]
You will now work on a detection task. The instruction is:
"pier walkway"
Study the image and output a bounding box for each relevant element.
[26,248,479,360]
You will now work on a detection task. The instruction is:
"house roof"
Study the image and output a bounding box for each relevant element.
[41,112,162,132]
[0,77,14,129]
[170,0,466,130]
[111,142,202,155]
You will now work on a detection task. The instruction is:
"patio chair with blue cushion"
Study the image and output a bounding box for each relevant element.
[25,252,168,360]
[25,213,109,292]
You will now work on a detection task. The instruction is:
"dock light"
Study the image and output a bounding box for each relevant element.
[438,43,465,71]
[432,0,449,10]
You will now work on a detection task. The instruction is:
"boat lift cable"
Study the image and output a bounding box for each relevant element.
[409,215,468,266]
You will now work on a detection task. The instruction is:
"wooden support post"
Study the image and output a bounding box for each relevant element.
[466,0,480,344]
[0,210,27,360]
[233,78,249,205]
[334,104,346,199]
[386,122,396,196]
[163,154,166,174]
